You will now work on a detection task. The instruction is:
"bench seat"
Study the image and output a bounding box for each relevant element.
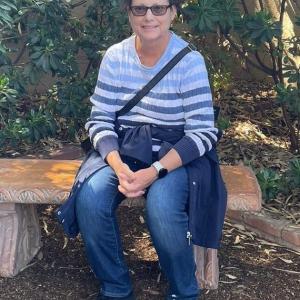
[0,158,261,277]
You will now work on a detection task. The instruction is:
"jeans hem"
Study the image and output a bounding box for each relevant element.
[166,291,200,300]
[101,289,133,298]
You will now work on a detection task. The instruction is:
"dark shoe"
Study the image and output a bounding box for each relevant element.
[97,292,135,300]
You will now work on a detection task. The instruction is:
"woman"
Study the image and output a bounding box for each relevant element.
[57,0,227,299]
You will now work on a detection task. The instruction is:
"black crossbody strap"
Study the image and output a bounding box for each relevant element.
[116,45,192,118]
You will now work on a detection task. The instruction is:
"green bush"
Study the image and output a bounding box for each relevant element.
[1,0,299,158]
[217,116,231,131]
[182,0,300,152]
[0,0,17,29]
[256,168,281,203]
[24,108,57,143]
[0,119,28,149]
[0,108,56,149]
[288,159,300,189]
[0,74,18,118]
[281,158,300,194]
[256,158,300,203]
[0,0,129,153]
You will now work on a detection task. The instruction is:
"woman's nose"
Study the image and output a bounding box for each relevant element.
[144,8,154,19]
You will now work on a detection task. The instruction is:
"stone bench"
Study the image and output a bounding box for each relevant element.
[0,159,261,277]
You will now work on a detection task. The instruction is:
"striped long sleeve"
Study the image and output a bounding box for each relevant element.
[172,53,218,165]
[85,51,120,160]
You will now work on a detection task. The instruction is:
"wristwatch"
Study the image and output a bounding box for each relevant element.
[151,161,168,179]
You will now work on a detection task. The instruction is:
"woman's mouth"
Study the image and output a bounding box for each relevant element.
[142,25,158,30]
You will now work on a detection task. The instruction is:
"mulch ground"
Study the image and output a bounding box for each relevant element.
[0,205,299,300]
[216,80,300,224]
[1,80,300,299]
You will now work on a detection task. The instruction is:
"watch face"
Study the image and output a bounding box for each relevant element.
[158,168,168,178]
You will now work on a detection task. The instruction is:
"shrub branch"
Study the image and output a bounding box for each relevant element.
[240,0,249,15]
[222,31,274,75]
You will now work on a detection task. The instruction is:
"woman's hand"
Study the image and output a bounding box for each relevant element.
[118,166,157,198]
[106,151,142,197]
[106,149,183,198]
[115,163,135,182]
[114,162,136,190]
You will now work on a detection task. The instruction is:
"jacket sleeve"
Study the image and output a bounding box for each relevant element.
[172,52,219,165]
[85,50,120,160]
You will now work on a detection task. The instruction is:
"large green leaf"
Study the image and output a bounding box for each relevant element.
[183,0,221,32]
[0,0,17,27]
[240,11,281,46]
[217,0,241,33]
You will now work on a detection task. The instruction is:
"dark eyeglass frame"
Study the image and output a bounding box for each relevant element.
[129,4,172,16]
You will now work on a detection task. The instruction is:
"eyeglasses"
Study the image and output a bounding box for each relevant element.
[129,5,172,16]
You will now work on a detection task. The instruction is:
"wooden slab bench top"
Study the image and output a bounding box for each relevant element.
[0,158,261,211]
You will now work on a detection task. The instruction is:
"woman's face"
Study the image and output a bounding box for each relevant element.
[128,0,177,46]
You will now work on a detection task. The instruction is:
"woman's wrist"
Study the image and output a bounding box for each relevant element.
[148,166,158,181]
[106,151,123,173]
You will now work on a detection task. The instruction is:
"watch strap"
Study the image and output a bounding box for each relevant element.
[152,161,164,173]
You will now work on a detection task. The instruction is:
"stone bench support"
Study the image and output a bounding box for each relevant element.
[0,203,41,277]
[0,159,261,277]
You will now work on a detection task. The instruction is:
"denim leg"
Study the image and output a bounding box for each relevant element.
[76,166,133,298]
[146,167,199,300]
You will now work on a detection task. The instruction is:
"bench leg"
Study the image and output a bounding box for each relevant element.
[0,203,41,277]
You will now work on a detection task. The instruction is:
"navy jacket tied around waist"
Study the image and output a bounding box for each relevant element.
[56,125,227,249]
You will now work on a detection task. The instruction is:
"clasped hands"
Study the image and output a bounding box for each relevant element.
[115,163,157,198]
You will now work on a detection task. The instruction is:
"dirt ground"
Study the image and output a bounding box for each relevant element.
[0,205,299,300]
[1,80,299,299]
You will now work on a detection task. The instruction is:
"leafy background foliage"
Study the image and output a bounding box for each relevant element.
[0,0,130,147]
[182,0,300,152]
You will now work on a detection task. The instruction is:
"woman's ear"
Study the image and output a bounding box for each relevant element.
[170,5,177,21]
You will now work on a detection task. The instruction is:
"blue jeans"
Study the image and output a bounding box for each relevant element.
[76,163,199,299]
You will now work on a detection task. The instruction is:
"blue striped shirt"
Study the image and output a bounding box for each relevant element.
[86,32,218,165]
